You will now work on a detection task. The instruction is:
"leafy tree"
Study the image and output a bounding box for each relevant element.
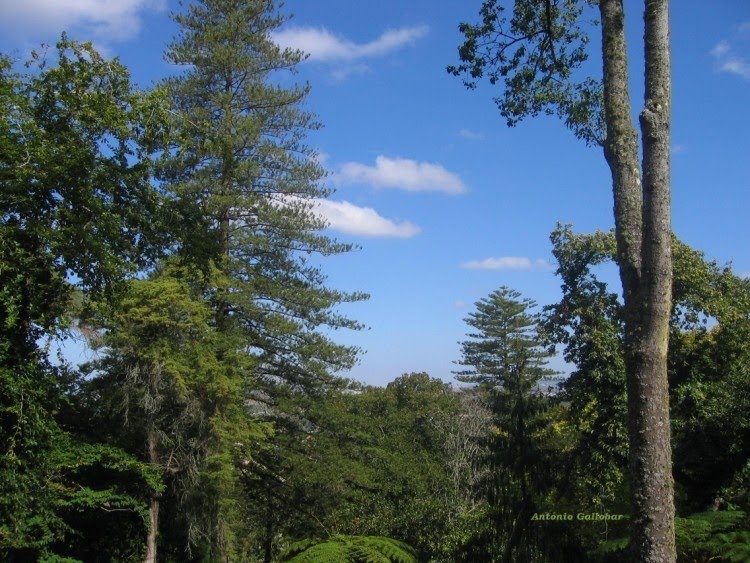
[545,225,750,558]
[0,38,166,558]
[667,247,750,516]
[449,1,676,558]
[83,264,269,561]
[236,373,477,562]
[544,226,629,513]
[454,287,557,562]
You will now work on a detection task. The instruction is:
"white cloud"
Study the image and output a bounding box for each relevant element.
[0,0,165,43]
[710,31,750,80]
[336,156,467,194]
[459,128,484,140]
[719,57,750,79]
[313,199,420,238]
[461,257,553,271]
[671,144,687,155]
[453,300,466,308]
[272,24,429,62]
[711,40,731,57]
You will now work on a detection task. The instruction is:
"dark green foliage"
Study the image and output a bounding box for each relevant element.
[544,226,628,511]
[2,1,748,558]
[447,0,604,145]
[1,37,167,559]
[283,535,417,563]
[2,39,167,302]
[237,373,471,561]
[44,440,162,562]
[675,511,750,562]
[545,225,750,556]
[596,511,750,563]
[1,358,68,552]
[668,248,750,515]
[454,288,560,562]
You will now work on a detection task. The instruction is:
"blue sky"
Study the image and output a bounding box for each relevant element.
[2,1,749,385]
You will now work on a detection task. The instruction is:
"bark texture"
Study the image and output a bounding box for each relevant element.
[599,0,676,560]
[600,0,643,296]
[145,497,159,563]
[145,430,159,563]
[630,0,676,560]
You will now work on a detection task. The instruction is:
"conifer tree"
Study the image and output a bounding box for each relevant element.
[85,263,267,561]
[454,287,556,562]
[158,0,365,556]
[162,0,365,397]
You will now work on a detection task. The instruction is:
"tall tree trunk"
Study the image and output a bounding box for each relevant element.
[145,430,159,563]
[263,495,274,563]
[600,0,642,291]
[631,0,676,560]
[599,0,676,560]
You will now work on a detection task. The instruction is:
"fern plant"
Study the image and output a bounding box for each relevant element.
[594,511,750,562]
[282,535,417,563]
[675,511,750,563]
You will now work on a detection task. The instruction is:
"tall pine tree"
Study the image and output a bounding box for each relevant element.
[454,287,556,562]
[157,0,366,557]
[162,0,365,396]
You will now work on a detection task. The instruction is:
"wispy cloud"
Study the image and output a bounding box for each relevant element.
[671,144,687,155]
[335,156,467,194]
[313,199,420,238]
[331,63,370,81]
[717,57,750,79]
[710,24,750,80]
[711,40,731,58]
[0,0,164,43]
[459,128,484,140]
[461,257,553,271]
[272,25,429,62]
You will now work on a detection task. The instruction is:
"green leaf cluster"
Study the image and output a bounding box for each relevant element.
[448,0,604,145]
[283,535,417,563]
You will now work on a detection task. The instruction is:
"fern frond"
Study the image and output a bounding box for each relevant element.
[282,534,417,563]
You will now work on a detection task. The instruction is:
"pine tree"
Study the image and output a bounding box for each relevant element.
[162,0,365,395]
[454,287,556,563]
[158,0,366,556]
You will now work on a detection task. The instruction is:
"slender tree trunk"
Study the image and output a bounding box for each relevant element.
[263,496,274,563]
[145,497,159,563]
[145,430,159,563]
[630,0,676,560]
[599,1,676,561]
[600,0,642,291]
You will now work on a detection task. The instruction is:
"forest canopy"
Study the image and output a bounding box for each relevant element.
[1,1,749,562]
